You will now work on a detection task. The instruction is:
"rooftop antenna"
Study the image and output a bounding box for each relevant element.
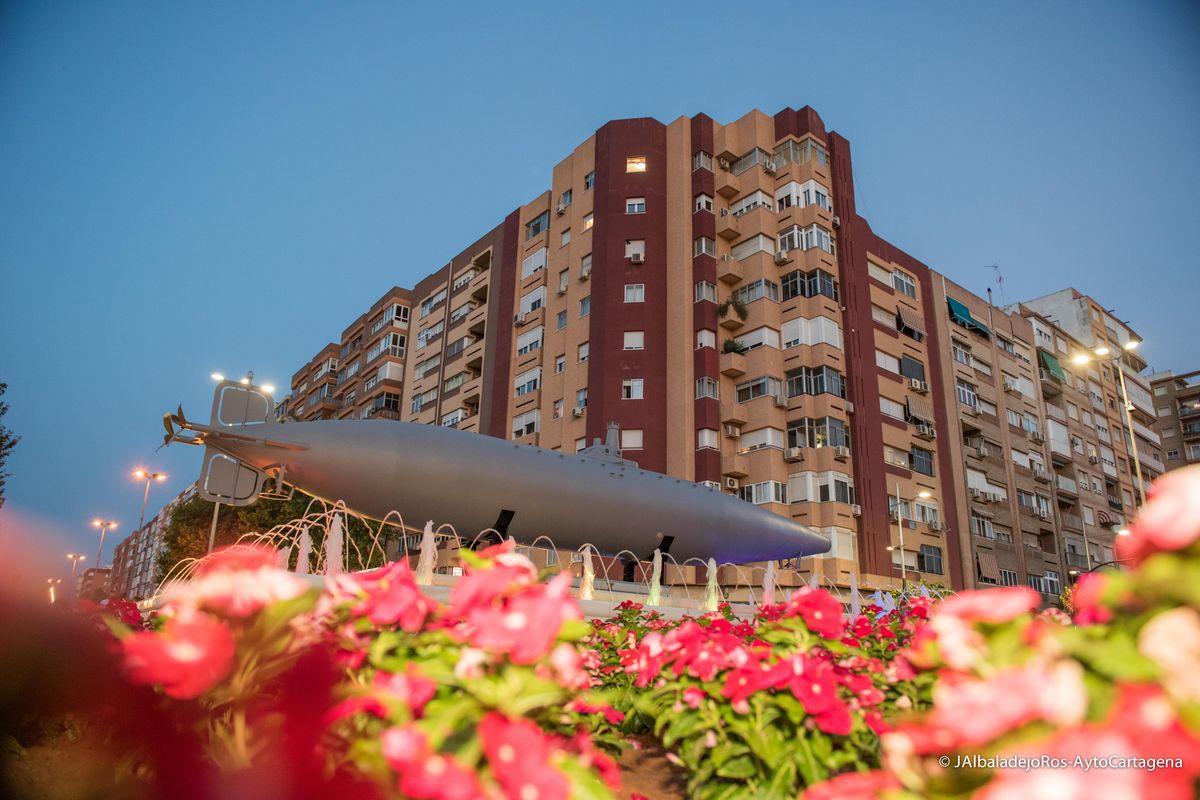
[984,264,1006,306]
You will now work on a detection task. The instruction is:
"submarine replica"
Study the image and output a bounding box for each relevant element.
[163,379,831,565]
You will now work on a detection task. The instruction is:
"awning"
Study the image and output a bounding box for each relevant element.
[906,395,937,424]
[947,296,992,337]
[1038,349,1067,382]
[977,551,1001,582]
[897,305,926,336]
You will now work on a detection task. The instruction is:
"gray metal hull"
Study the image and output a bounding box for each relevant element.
[212,419,831,564]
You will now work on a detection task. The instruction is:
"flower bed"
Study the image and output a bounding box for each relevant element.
[5,466,1200,799]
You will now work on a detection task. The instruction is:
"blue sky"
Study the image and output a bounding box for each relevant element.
[2,1,1197,573]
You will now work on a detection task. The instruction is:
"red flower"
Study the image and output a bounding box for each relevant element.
[785,587,846,639]
[814,700,853,735]
[168,543,307,618]
[682,686,706,709]
[448,548,537,617]
[351,560,435,631]
[122,608,236,699]
[479,712,569,800]
[399,754,482,800]
[466,571,581,664]
[935,586,1040,624]
[194,543,282,577]
[1070,572,1112,625]
[789,656,839,715]
[569,730,621,791]
[801,770,898,800]
[374,663,438,715]
[1120,465,1200,566]
[380,725,429,772]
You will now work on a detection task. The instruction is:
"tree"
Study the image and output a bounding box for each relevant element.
[0,382,18,510]
[155,490,387,584]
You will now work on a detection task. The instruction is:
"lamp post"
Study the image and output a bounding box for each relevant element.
[67,553,86,579]
[132,469,168,531]
[887,486,933,593]
[47,578,61,605]
[1071,340,1146,507]
[92,518,119,568]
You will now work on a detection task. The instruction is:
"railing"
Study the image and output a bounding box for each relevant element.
[1066,552,1089,569]
[1108,496,1124,511]
[1060,513,1083,532]
[1056,475,1077,494]
[1044,404,1066,422]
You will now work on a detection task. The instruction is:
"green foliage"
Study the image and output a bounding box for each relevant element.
[0,381,18,510]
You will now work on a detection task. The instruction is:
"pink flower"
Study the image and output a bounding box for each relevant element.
[682,686,706,709]
[398,754,482,800]
[1120,465,1200,566]
[789,656,839,715]
[122,608,236,699]
[814,700,853,735]
[801,770,898,800]
[380,725,429,772]
[466,571,581,664]
[374,664,438,715]
[479,712,569,800]
[448,549,537,617]
[350,560,436,631]
[548,643,590,689]
[167,543,308,618]
[1139,608,1200,704]
[453,647,488,680]
[1070,572,1112,625]
[977,727,1147,800]
[935,586,1040,624]
[785,587,846,639]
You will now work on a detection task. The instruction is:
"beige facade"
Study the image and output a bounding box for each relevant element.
[1149,370,1200,470]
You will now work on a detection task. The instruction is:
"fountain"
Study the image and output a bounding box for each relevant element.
[295,526,313,575]
[415,520,437,585]
[324,513,345,576]
[646,549,663,606]
[703,557,720,612]
[578,546,595,601]
[761,560,777,606]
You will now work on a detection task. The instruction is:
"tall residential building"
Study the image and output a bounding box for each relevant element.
[1149,370,1200,469]
[109,483,198,600]
[77,566,111,600]
[275,105,1155,598]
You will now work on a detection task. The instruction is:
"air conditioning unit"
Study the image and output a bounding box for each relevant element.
[1037,511,1050,520]
[784,447,804,463]
[571,406,584,418]
[889,510,901,523]
[774,395,788,408]
[916,423,936,440]
[556,286,567,296]
[762,160,777,174]
[928,520,942,531]
[976,444,991,458]
[850,503,862,517]
[629,252,644,264]
[578,268,591,281]
[831,215,841,228]
[718,157,731,171]
[724,424,740,438]
[909,378,928,393]
[724,477,740,490]
[987,492,1004,504]
[513,313,527,326]
[969,487,984,499]
[1030,432,1045,443]
[845,401,855,414]
[774,250,792,266]
[555,202,567,215]
[1003,379,1020,395]
[1088,455,1099,464]
[834,446,851,461]
[719,208,730,217]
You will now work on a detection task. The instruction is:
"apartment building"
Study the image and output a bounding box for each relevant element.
[1149,369,1200,469]
[78,566,111,600]
[276,105,1159,598]
[109,483,198,600]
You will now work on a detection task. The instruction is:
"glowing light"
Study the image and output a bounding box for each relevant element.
[155,473,168,481]
[239,377,251,385]
[211,372,225,381]
[1116,528,1131,536]
[1094,346,1111,357]
[917,490,933,499]
[262,384,276,394]
[1124,340,1140,351]
[133,469,147,479]
[1072,354,1091,365]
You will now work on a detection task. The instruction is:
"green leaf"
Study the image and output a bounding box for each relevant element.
[714,754,757,779]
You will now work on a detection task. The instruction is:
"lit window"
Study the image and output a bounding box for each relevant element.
[621,429,644,450]
[582,213,594,231]
[624,283,645,303]
[625,197,646,214]
[622,379,644,399]
[623,331,645,350]
[626,156,646,173]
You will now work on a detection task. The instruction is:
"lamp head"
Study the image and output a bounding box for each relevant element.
[1072,354,1090,366]
[917,490,933,499]
[1094,346,1110,357]
[211,372,225,382]
[1124,340,1140,351]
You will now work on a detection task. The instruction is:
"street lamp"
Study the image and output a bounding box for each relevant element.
[92,518,119,568]
[132,468,168,531]
[1071,339,1146,507]
[47,578,61,605]
[886,486,933,592]
[66,553,86,579]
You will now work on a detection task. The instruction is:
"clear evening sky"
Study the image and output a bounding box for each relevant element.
[2,1,1197,574]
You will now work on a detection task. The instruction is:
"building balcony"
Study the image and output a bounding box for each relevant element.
[716,211,740,241]
[721,453,749,478]
[1060,513,1084,533]
[1044,404,1066,423]
[470,270,490,302]
[1066,552,1089,569]
[715,171,739,199]
[1039,369,1063,396]
[717,256,743,284]
[1108,496,1124,511]
[1049,440,1073,465]
[1055,475,1078,497]
[1033,466,1052,484]
[1182,423,1200,440]
[719,314,745,331]
[720,351,747,378]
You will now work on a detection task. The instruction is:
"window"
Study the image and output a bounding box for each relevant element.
[416,322,444,348]
[449,302,476,325]
[694,237,716,257]
[730,190,774,216]
[622,379,643,400]
[576,388,588,408]
[875,351,900,374]
[516,326,543,356]
[443,372,466,393]
[693,151,713,171]
[736,376,783,403]
[554,355,566,374]
[775,180,830,211]
[582,213,593,231]
[781,269,839,302]
[872,304,896,327]
[552,399,564,420]
[561,229,571,246]
[584,171,594,190]
[621,429,644,450]
[420,289,448,318]
[575,437,587,453]
[519,286,545,315]
[409,389,436,414]
[880,396,906,420]
[514,367,541,397]
[785,366,845,398]
[956,379,978,408]
[558,269,569,293]
[696,377,719,400]
[623,331,644,350]
[580,253,592,276]
[578,342,589,362]
[697,428,719,449]
[739,481,788,505]
[884,445,910,468]
[625,239,645,259]
[559,189,572,209]
[778,223,833,254]
[998,569,1018,587]
[910,446,934,476]
[892,270,916,298]
[556,310,567,330]
[899,356,926,382]
[788,471,857,505]
[624,283,645,303]
[731,327,780,352]
[512,409,539,439]
[525,211,550,240]
[731,234,774,260]
[694,281,717,303]
[626,156,646,173]
[971,513,995,539]
[782,315,842,350]
[918,545,943,575]
[625,197,646,214]
[696,329,716,349]
[694,194,713,213]
[579,296,590,317]
[731,279,780,305]
[787,417,850,449]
